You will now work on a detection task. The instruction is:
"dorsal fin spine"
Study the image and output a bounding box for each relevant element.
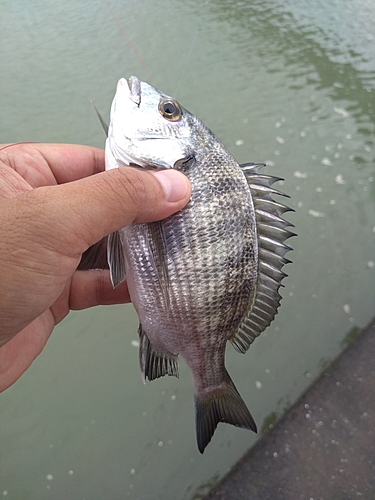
[230,163,295,354]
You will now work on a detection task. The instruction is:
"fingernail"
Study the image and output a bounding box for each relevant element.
[151,170,190,202]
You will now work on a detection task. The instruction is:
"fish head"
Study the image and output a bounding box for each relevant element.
[106,76,196,170]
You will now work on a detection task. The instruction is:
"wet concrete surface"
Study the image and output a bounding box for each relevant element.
[204,319,375,500]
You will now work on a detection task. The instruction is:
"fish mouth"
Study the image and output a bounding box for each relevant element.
[129,76,141,105]
[115,76,141,106]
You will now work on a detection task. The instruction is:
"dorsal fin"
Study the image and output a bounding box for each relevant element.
[230,163,295,354]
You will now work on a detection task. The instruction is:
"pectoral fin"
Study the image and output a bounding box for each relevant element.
[138,324,179,383]
[107,231,126,288]
[147,221,170,308]
[90,100,108,137]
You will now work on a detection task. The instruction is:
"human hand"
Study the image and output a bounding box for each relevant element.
[0,143,191,392]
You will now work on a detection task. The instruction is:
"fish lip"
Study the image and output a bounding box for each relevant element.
[115,77,141,106]
[128,76,141,105]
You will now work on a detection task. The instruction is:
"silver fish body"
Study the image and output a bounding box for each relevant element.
[105,77,293,453]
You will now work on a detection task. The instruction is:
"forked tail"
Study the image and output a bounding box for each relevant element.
[194,370,257,453]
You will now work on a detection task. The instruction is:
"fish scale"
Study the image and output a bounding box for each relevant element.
[99,76,294,453]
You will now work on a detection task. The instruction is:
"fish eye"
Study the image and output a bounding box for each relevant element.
[158,98,182,121]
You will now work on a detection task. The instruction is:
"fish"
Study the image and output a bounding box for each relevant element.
[103,76,294,453]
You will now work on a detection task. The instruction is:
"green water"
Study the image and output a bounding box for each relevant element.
[1,0,374,498]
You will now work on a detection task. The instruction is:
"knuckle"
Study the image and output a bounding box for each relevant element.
[116,168,157,212]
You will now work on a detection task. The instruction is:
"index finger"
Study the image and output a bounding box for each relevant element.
[0,143,104,185]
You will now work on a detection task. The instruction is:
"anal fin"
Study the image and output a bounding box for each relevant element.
[138,324,179,383]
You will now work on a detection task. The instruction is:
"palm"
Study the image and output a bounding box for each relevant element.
[0,143,107,391]
[0,142,190,392]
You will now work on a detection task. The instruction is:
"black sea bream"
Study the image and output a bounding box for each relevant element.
[105,77,294,453]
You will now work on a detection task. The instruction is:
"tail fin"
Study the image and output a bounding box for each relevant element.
[195,371,257,453]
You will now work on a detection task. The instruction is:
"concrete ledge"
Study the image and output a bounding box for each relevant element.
[204,319,375,500]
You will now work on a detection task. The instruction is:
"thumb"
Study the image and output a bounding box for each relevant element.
[32,166,191,258]
[0,166,190,343]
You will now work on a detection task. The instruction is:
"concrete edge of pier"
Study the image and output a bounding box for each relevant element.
[204,318,375,500]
